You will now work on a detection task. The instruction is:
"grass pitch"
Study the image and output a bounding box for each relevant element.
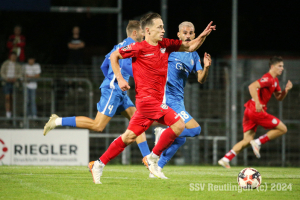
[0,165,299,200]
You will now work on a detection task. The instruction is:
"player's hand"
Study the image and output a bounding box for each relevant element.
[200,21,216,38]
[285,80,293,91]
[203,52,212,68]
[255,102,265,112]
[118,78,130,91]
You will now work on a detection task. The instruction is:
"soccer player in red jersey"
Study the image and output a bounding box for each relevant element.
[219,56,293,168]
[88,13,216,184]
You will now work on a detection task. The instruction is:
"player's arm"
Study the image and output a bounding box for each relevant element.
[178,22,216,52]
[110,50,130,91]
[274,80,293,101]
[248,81,264,112]
[68,43,78,49]
[197,52,211,84]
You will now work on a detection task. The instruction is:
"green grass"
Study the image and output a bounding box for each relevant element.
[0,165,299,200]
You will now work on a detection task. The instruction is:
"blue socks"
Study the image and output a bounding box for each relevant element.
[62,116,76,127]
[158,126,201,168]
[179,126,201,137]
[158,137,186,168]
[137,141,151,157]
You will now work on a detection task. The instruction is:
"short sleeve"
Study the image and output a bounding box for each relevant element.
[193,52,202,72]
[163,38,182,53]
[257,76,272,88]
[35,64,41,74]
[119,43,139,59]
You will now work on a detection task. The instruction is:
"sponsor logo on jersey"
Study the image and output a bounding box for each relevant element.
[144,53,154,57]
[191,59,194,65]
[260,77,268,82]
[272,118,278,124]
[121,45,132,51]
[160,48,166,53]
[176,63,189,73]
[160,103,168,109]
[121,43,135,51]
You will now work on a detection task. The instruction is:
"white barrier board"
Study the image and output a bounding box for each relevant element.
[0,129,89,166]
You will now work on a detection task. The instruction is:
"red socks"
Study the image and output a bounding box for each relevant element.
[224,150,236,162]
[258,134,270,145]
[152,127,178,156]
[100,136,127,165]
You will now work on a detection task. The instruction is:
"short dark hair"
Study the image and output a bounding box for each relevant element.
[140,13,161,30]
[269,56,283,68]
[126,20,141,36]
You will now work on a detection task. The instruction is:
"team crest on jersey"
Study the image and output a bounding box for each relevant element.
[160,103,168,109]
[191,59,194,65]
[260,77,268,82]
[160,48,166,53]
[274,82,277,87]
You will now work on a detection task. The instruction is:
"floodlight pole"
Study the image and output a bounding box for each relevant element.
[231,0,238,166]
[161,0,168,38]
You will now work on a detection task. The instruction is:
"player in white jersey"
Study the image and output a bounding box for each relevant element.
[151,21,212,178]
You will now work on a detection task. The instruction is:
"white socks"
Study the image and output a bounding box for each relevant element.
[150,152,160,159]
[255,139,261,145]
[55,117,62,126]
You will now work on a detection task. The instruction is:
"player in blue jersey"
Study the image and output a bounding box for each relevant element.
[149,21,212,179]
[43,21,151,158]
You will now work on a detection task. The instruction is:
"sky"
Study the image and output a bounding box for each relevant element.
[0,0,299,64]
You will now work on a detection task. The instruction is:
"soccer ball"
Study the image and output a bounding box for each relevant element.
[237,168,262,189]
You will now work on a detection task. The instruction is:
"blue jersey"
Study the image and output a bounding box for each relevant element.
[100,37,134,91]
[165,51,202,103]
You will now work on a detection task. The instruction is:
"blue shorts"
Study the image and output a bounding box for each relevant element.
[97,88,135,117]
[3,83,13,95]
[167,101,193,123]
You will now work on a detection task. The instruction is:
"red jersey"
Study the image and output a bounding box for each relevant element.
[7,35,26,62]
[119,38,182,102]
[244,72,281,111]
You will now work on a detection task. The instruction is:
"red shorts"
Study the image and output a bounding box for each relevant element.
[242,107,280,133]
[128,97,180,136]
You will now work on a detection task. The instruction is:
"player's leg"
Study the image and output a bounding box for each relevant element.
[218,130,256,168]
[219,107,257,168]
[154,105,201,143]
[75,111,112,131]
[151,108,185,159]
[89,129,138,184]
[249,112,286,158]
[120,97,151,158]
[43,111,112,136]
[89,113,154,183]
[43,88,119,135]
[5,94,11,118]
[156,118,199,167]
[254,121,287,144]
[251,120,287,158]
